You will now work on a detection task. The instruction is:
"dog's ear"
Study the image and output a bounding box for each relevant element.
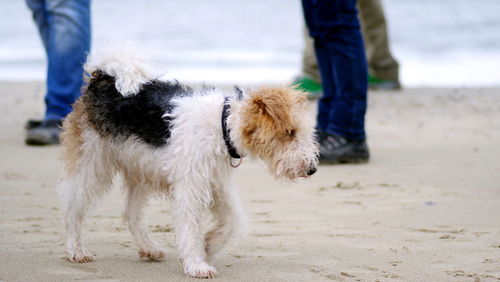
[248,87,295,133]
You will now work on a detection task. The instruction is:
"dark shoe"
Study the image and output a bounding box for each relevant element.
[25,119,63,145]
[317,131,369,164]
[368,74,401,90]
[25,119,43,129]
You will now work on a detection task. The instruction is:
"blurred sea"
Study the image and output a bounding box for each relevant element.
[1,0,499,87]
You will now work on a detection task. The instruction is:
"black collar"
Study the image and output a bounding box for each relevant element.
[222,97,241,159]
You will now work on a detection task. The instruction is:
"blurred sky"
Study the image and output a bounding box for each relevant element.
[1,0,499,87]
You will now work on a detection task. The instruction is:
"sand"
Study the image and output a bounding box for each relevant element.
[0,82,499,282]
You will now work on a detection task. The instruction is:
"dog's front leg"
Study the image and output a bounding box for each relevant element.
[172,183,218,279]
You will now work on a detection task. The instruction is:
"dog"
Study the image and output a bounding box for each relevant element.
[58,49,318,278]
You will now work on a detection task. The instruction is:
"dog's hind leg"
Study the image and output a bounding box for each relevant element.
[205,187,245,261]
[58,156,114,263]
[123,177,165,261]
[172,181,218,279]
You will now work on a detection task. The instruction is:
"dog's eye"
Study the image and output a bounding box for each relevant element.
[287,129,296,137]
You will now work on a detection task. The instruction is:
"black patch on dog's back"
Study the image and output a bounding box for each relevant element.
[82,71,192,147]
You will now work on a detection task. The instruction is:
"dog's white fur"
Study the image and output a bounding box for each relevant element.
[84,47,154,96]
[58,49,318,278]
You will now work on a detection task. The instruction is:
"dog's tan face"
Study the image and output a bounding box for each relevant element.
[240,87,318,180]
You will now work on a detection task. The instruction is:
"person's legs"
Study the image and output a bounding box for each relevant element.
[303,0,368,140]
[44,0,91,120]
[358,0,399,84]
[300,0,400,90]
[25,0,91,145]
[302,0,369,163]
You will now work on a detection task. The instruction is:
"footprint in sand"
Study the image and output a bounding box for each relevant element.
[318,181,364,192]
[446,270,499,280]
[50,264,98,276]
[1,172,28,181]
[251,200,275,204]
[50,266,116,281]
[337,200,362,205]
[16,216,44,222]
[254,219,277,224]
[251,233,281,237]
[150,224,172,233]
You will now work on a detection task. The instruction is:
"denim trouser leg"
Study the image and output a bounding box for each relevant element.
[26,0,91,120]
[302,0,368,140]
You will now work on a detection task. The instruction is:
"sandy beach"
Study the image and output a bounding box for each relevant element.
[0,82,499,281]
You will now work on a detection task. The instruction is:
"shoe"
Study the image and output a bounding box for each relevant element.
[317,131,369,164]
[291,75,322,100]
[368,74,401,90]
[25,119,43,129]
[25,119,63,145]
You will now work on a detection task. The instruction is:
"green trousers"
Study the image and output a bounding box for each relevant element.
[302,0,399,82]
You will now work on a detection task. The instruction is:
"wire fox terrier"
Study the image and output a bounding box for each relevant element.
[58,50,318,278]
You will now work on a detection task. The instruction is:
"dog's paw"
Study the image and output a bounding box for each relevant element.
[184,262,218,279]
[138,249,165,261]
[66,249,94,263]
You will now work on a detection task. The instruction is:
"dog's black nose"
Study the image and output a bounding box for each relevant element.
[307,166,317,176]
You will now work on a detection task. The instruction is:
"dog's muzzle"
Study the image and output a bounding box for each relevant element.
[306,165,317,176]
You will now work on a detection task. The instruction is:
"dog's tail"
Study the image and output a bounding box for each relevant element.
[84,47,154,97]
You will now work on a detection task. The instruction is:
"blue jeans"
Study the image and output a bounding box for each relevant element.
[302,0,368,140]
[26,0,91,120]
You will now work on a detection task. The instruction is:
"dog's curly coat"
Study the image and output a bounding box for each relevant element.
[58,49,318,278]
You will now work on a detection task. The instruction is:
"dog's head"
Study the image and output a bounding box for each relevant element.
[238,86,318,180]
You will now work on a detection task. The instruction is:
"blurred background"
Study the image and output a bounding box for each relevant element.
[1,0,499,87]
